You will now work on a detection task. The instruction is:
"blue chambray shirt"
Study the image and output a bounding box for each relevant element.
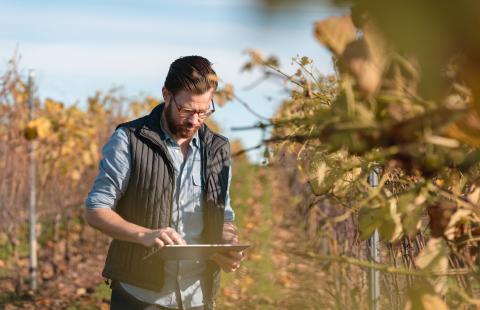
[85,124,234,308]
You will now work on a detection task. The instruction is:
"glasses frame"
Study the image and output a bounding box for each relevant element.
[171,95,215,120]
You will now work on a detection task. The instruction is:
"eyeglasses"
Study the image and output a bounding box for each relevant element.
[171,95,215,120]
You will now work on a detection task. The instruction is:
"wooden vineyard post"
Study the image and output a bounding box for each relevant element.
[27,70,38,291]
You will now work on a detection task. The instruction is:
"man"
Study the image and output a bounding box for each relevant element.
[85,56,243,310]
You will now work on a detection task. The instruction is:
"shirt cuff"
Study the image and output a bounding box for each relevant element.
[224,208,235,222]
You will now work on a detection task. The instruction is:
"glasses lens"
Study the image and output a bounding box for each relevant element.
[199,110,213,119]
[175,99,215,119]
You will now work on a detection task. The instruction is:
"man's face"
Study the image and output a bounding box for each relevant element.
[163,88,214,139]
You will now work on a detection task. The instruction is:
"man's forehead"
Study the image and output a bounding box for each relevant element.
[175,89,213,107]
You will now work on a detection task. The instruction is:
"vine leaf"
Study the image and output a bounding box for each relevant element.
[398,193,426,238]
[415,238,448,294]
[444,209,475,240]
[405,280,448,310]
[214,83,235,107]
[314,15,356,56]
[358,199,403,241]
[25,117,52,140]
[358,206,384,240]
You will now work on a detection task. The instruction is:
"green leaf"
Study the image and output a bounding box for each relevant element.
[398,192,427,237]
[377,198,403,242]
[358,206,385,240]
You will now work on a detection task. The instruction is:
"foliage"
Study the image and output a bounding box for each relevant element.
[219,2,480,307]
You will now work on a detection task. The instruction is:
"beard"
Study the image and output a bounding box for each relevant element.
[165,103,201,139]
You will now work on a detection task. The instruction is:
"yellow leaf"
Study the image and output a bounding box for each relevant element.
[70,170,81,181]
[416,238,448,271]
[82,152,93,166]
[420,294,448,310]
[405,281,449,310]
[214,84,235,107]
[405,292,449,310]
[45,98,64,114]
[146,96,159,110]
[89,142,99,162]
[444,209,475,240]
[415,238,448,294]
[25,117,52,140]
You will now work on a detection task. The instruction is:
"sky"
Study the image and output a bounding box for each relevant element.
[0,0,347,161]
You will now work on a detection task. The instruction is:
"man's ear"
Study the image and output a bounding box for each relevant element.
[162,87,170,104]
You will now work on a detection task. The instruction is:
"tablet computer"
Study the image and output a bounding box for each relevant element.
[144,244,251,260]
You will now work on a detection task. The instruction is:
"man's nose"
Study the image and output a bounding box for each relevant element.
[186,113,200,124]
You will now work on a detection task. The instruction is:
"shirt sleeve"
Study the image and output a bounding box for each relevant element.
[85,127,131,210]
[224,165,235,222]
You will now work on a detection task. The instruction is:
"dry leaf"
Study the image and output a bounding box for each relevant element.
[76,287,87,296]
[314,15,356,56]
[467,186,480,204]
[444,209,475,240]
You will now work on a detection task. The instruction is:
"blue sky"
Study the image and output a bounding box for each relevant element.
[0,0,346,161]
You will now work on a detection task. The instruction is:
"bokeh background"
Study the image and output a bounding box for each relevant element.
[0,0,345,161]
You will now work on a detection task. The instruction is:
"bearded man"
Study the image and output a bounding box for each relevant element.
[85,56,243,310]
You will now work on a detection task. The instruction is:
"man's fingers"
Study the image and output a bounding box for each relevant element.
[167,231,186,245]
[228,251,243,260]
[160,232,174,245]
[222,222,238,244]
[154,228,186,245]
[154,238,165,247]
[210,252,241,272]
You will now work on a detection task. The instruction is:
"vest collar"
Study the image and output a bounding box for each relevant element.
[139,103,168,147]
[141,102,213,149]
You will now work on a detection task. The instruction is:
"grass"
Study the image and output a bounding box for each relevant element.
[92,282,111,301]
[0,292,19,306]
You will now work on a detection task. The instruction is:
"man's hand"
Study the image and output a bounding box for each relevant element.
[210,222,245,272]
[221,221,238,244]
[210,251,244,273]
[139,227,186,248]
[85,208,186,248]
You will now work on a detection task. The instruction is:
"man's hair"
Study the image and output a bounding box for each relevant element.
[164,56,218,95]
